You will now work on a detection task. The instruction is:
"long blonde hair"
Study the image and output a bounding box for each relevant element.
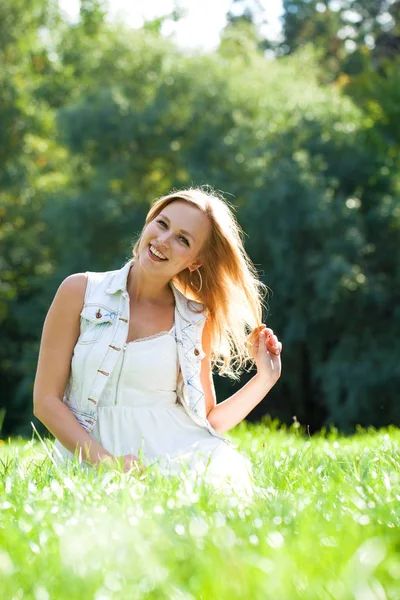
[131,186,269,379]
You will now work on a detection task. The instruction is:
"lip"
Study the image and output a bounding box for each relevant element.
[147,244,168,262]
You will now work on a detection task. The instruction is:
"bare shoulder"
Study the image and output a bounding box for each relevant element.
[57,272,88,298]
[52,273,88,312]
[43,272,88,332]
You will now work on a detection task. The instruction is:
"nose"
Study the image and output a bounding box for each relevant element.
[157,235,170,249]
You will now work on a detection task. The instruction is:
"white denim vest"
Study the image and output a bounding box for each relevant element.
[63,259,236,449]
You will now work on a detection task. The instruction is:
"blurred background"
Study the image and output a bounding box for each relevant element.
[1,0,399,439]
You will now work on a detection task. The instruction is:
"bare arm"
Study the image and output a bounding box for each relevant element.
[33,274,114,467]
[207,374,275,435]
[203,321,282,435]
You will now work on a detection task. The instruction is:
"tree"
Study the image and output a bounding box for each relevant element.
[280,0,400,81]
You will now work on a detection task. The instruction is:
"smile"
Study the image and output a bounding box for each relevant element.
[148,244,168,261]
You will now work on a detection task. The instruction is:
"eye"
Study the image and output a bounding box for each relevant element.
[157,219,167,228]
[179,236,190,247]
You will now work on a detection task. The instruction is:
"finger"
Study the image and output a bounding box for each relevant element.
[267,334,279,347]
[266,334,279,346]
[262,329,274,343]
[268,347,280,356]
[251,325,265,338]
[253,324,266,335]
[267,341,282,355]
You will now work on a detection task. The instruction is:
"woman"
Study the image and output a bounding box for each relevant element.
[33,188,282,495]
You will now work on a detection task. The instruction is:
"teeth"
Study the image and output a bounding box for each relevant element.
[150,245,167,260]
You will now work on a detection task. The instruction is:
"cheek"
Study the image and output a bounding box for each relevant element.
[141,225,156,243]
[171,242,189,259]
[167,243,195,266]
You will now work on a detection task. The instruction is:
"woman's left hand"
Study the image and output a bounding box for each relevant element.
[246,325,282,384]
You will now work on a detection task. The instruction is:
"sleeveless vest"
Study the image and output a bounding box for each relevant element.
[62,259,236,449]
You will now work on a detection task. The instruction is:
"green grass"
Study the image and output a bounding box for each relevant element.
[1,419,399,599]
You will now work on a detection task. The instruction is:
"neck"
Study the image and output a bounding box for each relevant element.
[127,259,174,304]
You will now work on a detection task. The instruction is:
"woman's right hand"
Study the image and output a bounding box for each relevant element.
[121,453,147,473]
[98,453,146,473]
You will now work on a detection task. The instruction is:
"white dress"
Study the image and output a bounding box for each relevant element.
[53,325,254,496]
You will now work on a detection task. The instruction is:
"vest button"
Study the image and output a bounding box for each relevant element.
[194,348,200,356]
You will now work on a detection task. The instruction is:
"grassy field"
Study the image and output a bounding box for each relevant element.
[1,419,399,600]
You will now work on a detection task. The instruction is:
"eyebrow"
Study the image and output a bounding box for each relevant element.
[159,214,196,242]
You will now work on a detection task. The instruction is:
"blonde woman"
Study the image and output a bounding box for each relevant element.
[33,188,282,495]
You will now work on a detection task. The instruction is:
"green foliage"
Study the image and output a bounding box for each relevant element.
[0,0,70,435]
[1,426,399,598]
[281,0,400,80]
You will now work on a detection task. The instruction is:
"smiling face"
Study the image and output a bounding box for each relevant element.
[137,200,212,277]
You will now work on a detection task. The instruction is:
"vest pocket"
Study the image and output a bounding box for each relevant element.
[78,306,115,345]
